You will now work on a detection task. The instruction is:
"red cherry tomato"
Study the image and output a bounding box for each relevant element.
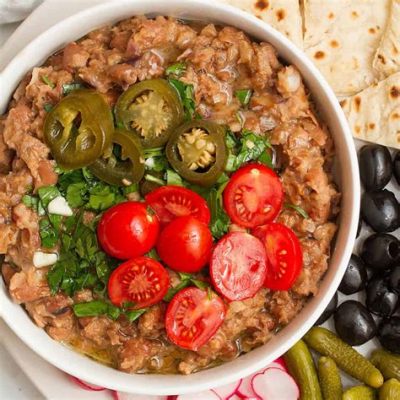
[145,185,211,226]
[253,223,303,291]
[156,216,213,273]
[108,256,169,308]
[97,201,159,259]
[165,287,226,351]
[210,232,267,301]
[223,163,283,228]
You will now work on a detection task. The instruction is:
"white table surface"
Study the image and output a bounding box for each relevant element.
[0,1,385,399]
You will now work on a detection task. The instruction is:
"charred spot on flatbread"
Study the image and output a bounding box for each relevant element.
[369,123,376,129]
[354,96,362,112]
[340,99,348,107]
[391,86,400,98]
[255,0,269,10]
[392,113,400,120]
[351,11,359,18]
[330,40,339,48]
[276,9,285,21]
[369,27,377,34]
[314,51,325,60]
[328,12,335,19]
[377,54,387,64]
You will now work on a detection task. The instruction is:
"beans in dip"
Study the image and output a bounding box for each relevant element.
[0,16,339,374]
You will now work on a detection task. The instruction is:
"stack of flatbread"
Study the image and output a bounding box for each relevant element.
[218,0,400,148]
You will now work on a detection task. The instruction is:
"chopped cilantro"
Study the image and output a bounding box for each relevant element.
[144,174,165,186]
[125,308,147,322]
[62,82,86,96]
[235,89,252,106]
[87,186,116,211]
[165,62,187,77]
[285,203,309,219]
[166,169,184,186]
[41,75,55,89]
[43,103,53,113]
[66,182,87,208]
[39,218,59,248]
[168,78,198,120]
[38,186,61,207]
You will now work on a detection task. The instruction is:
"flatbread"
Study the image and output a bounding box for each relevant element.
[341,72,400,148]
[303,0,390,97]
[217,0,303,48]
[373,0,400,77]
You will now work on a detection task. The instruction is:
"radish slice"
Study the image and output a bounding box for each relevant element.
[117,393,166,400]
[112,391,120,400]
[177,391,221,400]
[251,368,299,400]
[212,380,241,399]
[68,376,106,391]
[273,357,288,371]
[237,374,258,399]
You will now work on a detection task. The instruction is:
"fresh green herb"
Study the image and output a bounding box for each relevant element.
[206,187,230,239]
[144,147,164,159]
[123,183,139,195]
[257,150,274,169]
[166,169,184,186]
[49,214,63,230]
[168,78,198,120]
[285,203,309,219]
[144,174,165,186]
[43,103,54,113]
[145,155,168,173]
[87,186,116,211]
[191,279,210,290]
[22,195,39,209]
[225,130,272,172]
[235,89,252,106]
[39,218,59,248]
[146,248,160,260]
[73,300,121,320]
[125,308,147,322]
[163,280,191,302]
[38,186,61,207]
[207,286,213,300]
[165,62,187,77]
[41,75,55,89]
[62,82,86,96]
[66,182,87,208]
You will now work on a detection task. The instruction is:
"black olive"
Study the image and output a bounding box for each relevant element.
[389,266,400,294]
[378,317,400,354]
[361,189,400,232]
[361,233,400,270]
[359,145,392,191]
[394,151,400,185]
[366,274,399,318]
[315,292,338,325]
[334,300,377,346]
[338,254,368,294]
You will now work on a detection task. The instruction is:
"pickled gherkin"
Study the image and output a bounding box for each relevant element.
[343,385,376,400]
[303,327,383,388]
[371,349,400,381]
[379,379,400,400]
[284,340,323,400]
[317,356,342,400]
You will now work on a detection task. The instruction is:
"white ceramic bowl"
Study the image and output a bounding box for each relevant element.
[0,0,360,395]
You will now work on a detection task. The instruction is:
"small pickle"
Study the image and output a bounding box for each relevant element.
[284,340,323,400]
[89,129,145,186]
[115,79,184,148]
[318,356,342,400]
[343,386,377,400]
[371,349,400,381]
[304,327,384,388]
[379,379,400,400]
[166,120,228,187]
[44,90,113,169]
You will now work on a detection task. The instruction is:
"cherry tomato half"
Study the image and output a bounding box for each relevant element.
[223,163,283,228]
[108,256,169,309]
[165,287,226,351]
[156,216,213,273]
[210,232,267,301]
[253,223,303,291]
[97,201,159,259]
[145,185,211,226]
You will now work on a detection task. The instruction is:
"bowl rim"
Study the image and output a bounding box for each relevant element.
[0,0,360,395]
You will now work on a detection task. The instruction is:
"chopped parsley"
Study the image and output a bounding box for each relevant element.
[41,75,55,89]
[165,62,187,77]
[285,203,309,219]
[163,272,210,302]
[62,82,86,96]
[168,78,198,120]
[235,89,252,106]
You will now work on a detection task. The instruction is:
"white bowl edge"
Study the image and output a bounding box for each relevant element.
[0,0,360,395]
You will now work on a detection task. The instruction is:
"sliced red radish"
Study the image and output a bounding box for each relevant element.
[251,367,299,400]
[116,393,166,400]
[237,374,258,399]
[68,376,106,391]
[272,357,288,371]
[212,380,241,399]
[177,391,221,400]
